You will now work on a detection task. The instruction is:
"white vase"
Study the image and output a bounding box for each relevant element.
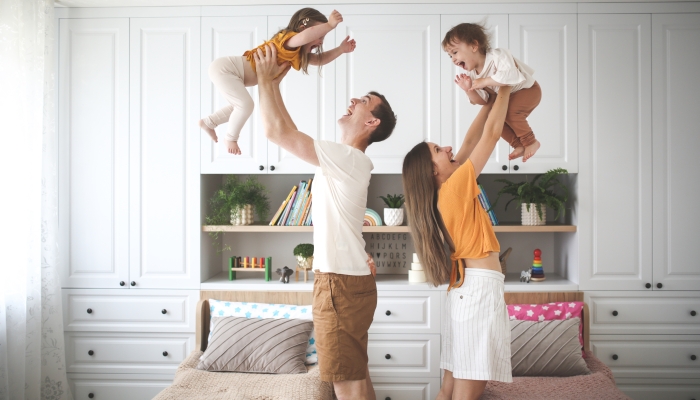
[230,204,254,226]
[521,203,546,226]
[384,208,404,226]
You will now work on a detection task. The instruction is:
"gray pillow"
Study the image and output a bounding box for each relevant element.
[510,318,591,377]
[197,316,313,374]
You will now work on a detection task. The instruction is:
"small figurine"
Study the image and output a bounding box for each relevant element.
[530,249,546,281]
[276,266,294,284]
[520,269,532,283]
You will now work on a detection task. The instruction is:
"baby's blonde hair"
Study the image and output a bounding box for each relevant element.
[276,8,328,75]
[442,22,491,56]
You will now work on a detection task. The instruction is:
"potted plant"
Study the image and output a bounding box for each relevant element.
[379,194,405,226]
[491,168,569,226]
[293,243,314,282]
[206,175,270,227]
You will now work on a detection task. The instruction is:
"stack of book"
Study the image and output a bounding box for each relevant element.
[269,179,313,226]
[477,183,499,226]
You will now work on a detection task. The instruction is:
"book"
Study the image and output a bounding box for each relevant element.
[478,184,499,226]
[288,181,307,226]
[298,193,312,226]
[269,185,297,226]
[278,187,298,226]
[292,178,312,225]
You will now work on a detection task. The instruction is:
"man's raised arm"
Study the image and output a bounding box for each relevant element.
[254,45,319,166]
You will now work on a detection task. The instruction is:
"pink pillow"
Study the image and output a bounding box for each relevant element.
[507,301,585,356]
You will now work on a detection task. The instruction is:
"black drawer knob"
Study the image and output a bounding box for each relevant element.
[691,355,697,361]
[162,309,167,314]
[87,308,92,314]
[130,281,136,286]
[119,281,125,286]
[612,354,618,360]
[691,311,697,317]
[88,350,94,356]
[612,310,618,316]
[385,354,391,360]
[502,165,507,171]
[163,351,169,357]
[656,282,663,289]
[386,397,391,400]
[259,165,264,171]
[513,165,520,171]
[270,165,276,171]
[645,283,651,289]
[385,310,391,316]
[88,394,94,399]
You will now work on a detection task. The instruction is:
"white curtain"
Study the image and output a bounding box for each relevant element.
[0,0,72,399]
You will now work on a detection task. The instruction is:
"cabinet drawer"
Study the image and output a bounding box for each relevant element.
[585,292,700,334]
[367,334,440,377]
[591,335,700,379]
[63,289,198,332]
[69,374,173,400]
[616,378,700,400]
[370,291,440,334]
[66,332,194,374]
[371,377,441,400]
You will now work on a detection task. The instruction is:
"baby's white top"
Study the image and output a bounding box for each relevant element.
[465,48,535,102]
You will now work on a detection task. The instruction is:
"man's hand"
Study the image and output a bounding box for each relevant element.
[366,252,377,277]
[253,45,288,84]
[328,10,343,28]
[339,36,356,53]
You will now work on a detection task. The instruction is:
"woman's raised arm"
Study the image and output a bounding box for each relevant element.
[453,91,496,165]
[469,86,512,177]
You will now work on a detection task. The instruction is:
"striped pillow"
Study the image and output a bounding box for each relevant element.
[196,317,313,374]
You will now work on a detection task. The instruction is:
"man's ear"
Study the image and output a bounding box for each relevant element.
[365,118,380,127]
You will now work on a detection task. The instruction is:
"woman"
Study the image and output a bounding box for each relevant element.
[402,86,512,400]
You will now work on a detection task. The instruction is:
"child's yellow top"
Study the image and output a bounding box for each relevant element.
[437,159,500,290]
[243,31,302,73]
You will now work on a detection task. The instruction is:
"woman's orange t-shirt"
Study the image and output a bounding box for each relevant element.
[243,31,302,73]
[437,159,500,290]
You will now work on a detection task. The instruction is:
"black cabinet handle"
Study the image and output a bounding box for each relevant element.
[87,308,92,314]
[612,354,618,360]
[385,397,391,400]
[119,281,125,286]
[88,394,94,399]
[385,310,391,316]
[691,311,697,317]
[645,283,651,289]
[162,309,167,315]
[88,350,94,356]
[502,165,507,171]
[130,281,136,286]
[259,165,264,171]
[612,310,618,316]
[163,351,169,357]
[513,165,520,171]
[385,354,391,360]
[270,165,275,171]
[691,355,697,361]
[656,282,663,289]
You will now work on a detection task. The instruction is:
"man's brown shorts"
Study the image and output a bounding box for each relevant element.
[312,272,377,382]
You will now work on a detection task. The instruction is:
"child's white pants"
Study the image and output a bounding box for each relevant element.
[203,56,254,142]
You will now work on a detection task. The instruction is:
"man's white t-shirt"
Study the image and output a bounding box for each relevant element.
[312,140,373,276]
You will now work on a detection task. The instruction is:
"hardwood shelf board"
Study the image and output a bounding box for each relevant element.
[230,268,265,271]
[202,224,576,233]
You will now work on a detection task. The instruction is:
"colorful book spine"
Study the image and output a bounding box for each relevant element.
[478,184,499,226]
[288,181,307,226]
[278,188,297,226]
[270,185,297,226]
[299,193,312,226]
[292,179,313,226]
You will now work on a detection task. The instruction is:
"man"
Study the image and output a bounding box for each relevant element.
[253,45,397,400]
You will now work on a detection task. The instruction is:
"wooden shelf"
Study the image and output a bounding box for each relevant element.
[202,224,576,233]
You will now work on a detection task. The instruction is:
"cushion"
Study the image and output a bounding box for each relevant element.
[197,316,313,374]
[208,300,317,364]
[510,318,591,377]
[508,301,584,352]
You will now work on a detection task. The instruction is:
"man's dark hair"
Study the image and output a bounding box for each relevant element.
[367,91,397,145]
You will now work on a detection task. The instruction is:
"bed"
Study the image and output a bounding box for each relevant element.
[153,291,630,400]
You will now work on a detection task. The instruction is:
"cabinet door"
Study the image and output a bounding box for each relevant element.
[58,18,130,289]
[441,15,509,173]
[652,14,700,291]
[509,14,577,174]
[266,16,335,174]
[201,17,268,173]
[578,14,653,291]
[129,18,200,289]
[336,15,440,173]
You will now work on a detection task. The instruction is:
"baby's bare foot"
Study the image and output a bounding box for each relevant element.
[199,119,218,142]
[522,140,541,162]
[226,140,241,155]
[509,146,525,160]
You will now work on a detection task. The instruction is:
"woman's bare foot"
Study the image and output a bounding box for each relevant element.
[199,119,218,142]
[226,140,241,155]
[509,146,525,160]
[522,140,541,162]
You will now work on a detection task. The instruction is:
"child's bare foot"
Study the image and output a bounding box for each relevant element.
[509,146,525,160]
[199,119,218,143]
[226,140,241,155]
[522,140,541,162]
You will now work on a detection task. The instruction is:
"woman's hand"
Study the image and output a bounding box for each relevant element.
[328,10,343,28]
[470,77,488,91]
[366,252,377,276]
[339,36,356,53]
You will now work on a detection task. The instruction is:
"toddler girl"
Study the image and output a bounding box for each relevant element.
[443,22,541,161]
[199,8,356,155]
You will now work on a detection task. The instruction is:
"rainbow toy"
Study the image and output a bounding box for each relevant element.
[363,208,383,226]
[530,249,546,282]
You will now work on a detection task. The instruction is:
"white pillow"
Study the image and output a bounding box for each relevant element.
[208,300,317,365]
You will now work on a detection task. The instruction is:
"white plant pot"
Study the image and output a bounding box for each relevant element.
[230,204,254,226]
[384,208,404,226]
[521,203,546,226]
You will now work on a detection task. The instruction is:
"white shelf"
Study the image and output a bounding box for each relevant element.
[202,224,577,233]
[200,271,578,292]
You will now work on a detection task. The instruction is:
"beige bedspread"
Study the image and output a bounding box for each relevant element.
[152,351,334,400]
[482,351,631,400]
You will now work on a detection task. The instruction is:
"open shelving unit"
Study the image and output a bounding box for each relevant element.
[202,224,577,233]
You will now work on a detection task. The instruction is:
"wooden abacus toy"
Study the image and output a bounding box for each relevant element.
[228,256,272,281]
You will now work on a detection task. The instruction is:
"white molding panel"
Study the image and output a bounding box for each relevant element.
[367,333,441,378]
